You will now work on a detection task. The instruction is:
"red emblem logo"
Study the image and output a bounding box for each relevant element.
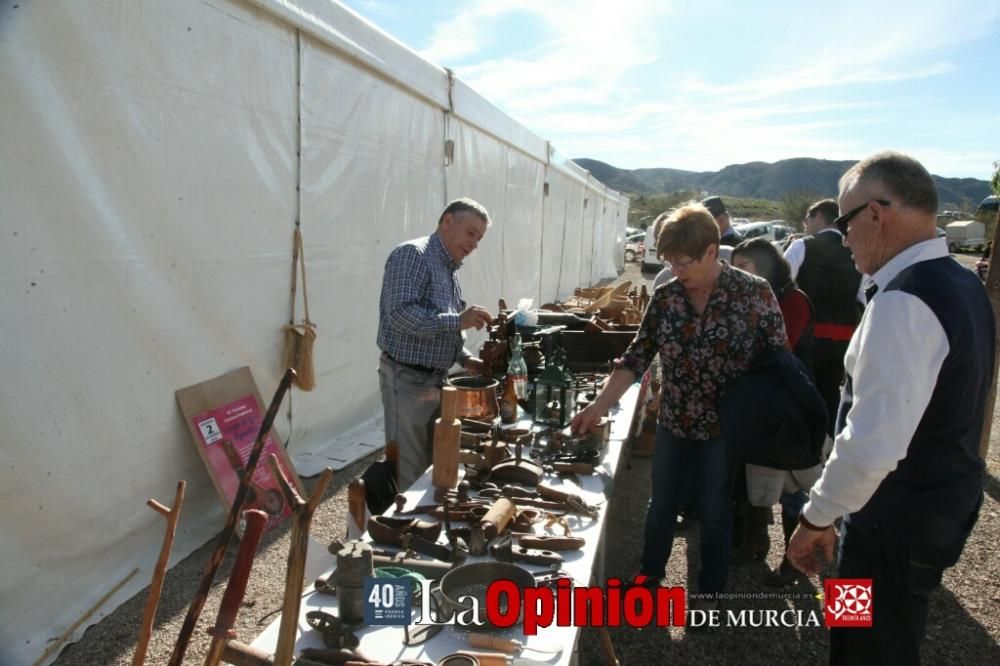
[824,578,873,627]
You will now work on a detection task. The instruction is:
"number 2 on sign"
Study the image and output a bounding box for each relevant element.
[368,582,395,608]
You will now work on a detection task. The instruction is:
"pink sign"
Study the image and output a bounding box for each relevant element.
[193,395,296,532]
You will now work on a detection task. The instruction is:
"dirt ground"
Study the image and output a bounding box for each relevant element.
[51,255,999,666]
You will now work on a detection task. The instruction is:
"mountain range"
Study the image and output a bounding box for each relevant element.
[573,157,992,209]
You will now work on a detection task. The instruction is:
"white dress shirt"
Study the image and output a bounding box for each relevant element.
[801,238,952,528]
[783,227,843,279]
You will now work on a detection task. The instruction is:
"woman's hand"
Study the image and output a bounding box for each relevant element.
[571,402,606,435]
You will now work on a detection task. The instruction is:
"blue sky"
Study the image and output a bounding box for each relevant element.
[340,0,1000,179]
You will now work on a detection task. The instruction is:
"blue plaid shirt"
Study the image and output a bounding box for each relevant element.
[377,232,471,370]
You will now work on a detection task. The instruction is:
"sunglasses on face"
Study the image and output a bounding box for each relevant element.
[834,199,891,235]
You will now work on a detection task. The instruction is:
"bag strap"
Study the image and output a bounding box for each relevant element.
[288,226,312,326]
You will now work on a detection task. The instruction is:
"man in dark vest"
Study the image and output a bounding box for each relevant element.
[784,198,863,436]
[787,152,993,664]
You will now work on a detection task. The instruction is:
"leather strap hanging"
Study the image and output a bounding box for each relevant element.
[282,225,317,390]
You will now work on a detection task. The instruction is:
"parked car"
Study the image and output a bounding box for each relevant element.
[624,231,645,262]
[733,221,794,243]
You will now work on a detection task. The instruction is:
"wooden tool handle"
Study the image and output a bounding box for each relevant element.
[468,632,520,653]
[204,510,268,666]
[479,497,517,540]
[536,483,572,503]
[518,535,585,551]
[441,385,459,421]
[457,653,509,666]
[552,462,595,474]
[432,406,462,490]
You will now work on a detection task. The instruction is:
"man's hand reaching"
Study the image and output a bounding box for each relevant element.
[460,305,493,331]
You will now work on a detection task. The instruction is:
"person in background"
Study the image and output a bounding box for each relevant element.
[702,195,743,249]
[731,239,820,584]
[573,203,788,609]
[788,152,993,664]
[377,198,494,490]
[783,199,863,439]
[650,211,674,289]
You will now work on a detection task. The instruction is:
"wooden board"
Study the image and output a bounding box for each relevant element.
[176,367,305,532]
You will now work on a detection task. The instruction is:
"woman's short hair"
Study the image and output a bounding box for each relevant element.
[657,203,720,260]
[732,237,793,295]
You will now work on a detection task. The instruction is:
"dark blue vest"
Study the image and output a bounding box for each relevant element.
[836,256,993,542]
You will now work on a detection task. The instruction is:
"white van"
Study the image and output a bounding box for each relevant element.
[641,225,662,272]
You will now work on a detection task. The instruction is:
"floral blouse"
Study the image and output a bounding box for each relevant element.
[618,262,788,440]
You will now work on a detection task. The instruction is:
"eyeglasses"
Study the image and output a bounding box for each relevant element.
[664,254,702,271]
[834,199,891,235]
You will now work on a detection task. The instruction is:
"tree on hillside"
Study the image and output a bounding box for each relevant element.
[992,160,999,196]
[780,190,822,230]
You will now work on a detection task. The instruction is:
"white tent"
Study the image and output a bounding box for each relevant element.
[0,1,628,663]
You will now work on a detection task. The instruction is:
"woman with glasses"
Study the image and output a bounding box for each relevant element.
[731,238,824,586]
[572,204,788,609]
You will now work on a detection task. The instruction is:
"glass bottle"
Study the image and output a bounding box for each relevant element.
[499,372,519,424]
[508,334,529,400]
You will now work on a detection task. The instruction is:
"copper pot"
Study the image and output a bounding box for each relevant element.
[445,375,499,421]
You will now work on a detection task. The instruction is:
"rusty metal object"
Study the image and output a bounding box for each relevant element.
[445,375,500,421]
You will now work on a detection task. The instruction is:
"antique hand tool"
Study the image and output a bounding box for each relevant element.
[219,640,333,666]
[367,515,443,547]
[454,653,552,666]
[517,535,584,551]
[168,368,295,666]
[203,509,268,666]
[489,534,563,567]
[132,480,185,666]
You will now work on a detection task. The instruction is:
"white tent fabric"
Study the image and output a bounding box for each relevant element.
[0,1,628,663]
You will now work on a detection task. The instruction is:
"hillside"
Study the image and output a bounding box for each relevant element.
[574,157,992,209]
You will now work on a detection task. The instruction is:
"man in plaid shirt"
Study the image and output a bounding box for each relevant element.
[377,198,494,489]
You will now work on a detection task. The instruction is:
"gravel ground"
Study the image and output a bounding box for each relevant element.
[53,259,1000,666]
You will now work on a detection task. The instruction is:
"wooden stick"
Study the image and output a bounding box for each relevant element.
[598,625,620,666]
[132,480,186,666]
[269,454,333,666]
[168,368,296,666]
[203,510,268,666]
[31,567,139,666]
[980,205,1000,459]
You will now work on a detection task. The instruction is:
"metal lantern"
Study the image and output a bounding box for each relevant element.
[532,348,575,427]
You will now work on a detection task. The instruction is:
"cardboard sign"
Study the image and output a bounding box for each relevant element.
[176,367,304,532]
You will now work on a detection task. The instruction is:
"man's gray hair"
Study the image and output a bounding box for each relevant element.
[439,198,492,227]
[839,151,938,215]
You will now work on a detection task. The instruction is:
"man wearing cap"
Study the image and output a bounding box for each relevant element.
[377,198,494,490]
[783,198,863,436]
[787,152,992,664]
[702,196,743,247]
